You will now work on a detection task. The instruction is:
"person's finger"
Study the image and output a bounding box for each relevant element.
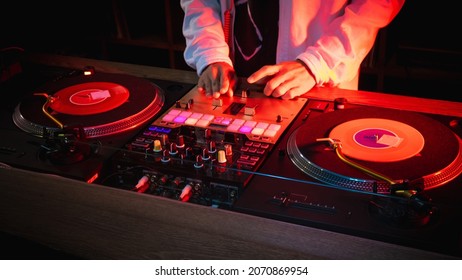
[227,86,234,97]
[280,78,316,100]
[270,81,291,98]
[219,73,230,95]
[211,78,221,96]
[263,71,289,97]
[201,77,214,97]
[247,65,280,84]
[280,86,304,100]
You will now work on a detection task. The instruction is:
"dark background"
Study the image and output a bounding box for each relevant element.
[1,1,461,101]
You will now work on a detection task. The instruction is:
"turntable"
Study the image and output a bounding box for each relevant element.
[235,100,462,257]
[288,107,462,194]
[13,71,164,138]
[0,66,193,182]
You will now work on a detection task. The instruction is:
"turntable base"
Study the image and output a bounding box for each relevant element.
[236,101,462,257]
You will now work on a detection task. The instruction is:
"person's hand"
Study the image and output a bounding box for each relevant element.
[247,60,316,99]
[198,62,237,98]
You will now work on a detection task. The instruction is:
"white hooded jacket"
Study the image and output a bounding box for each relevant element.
[181,0,405,90]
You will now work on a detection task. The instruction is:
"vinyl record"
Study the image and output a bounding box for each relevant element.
[13,72,164,138]
[328,118,425,162]
[287,107,462,193]
[49,82,130,115]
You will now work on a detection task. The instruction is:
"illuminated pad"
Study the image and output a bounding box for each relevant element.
[162,108,281,139]
[152,87,308,144]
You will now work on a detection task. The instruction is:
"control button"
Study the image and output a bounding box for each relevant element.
[212,98,223,107]
[308,100,329,111]
[244,106,256,116]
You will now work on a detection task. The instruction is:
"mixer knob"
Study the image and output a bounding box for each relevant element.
[208,140,217,154]
[216,150,227,173]
[161,134,169,146]
[153,139,162,153]
[217,150,227,164]
[161,149,171,162]
[194,155,204,168]
[176,135,185,149]
[201,148,211,161]
[169,142,178,156]
[185,146,193,158]
[224,144,233,156]
[204,128,212,140]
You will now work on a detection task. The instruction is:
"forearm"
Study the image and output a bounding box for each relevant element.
[181,0,233,75]
[297,0,405,87]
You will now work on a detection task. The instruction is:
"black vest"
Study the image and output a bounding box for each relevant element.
[233,0,279,77]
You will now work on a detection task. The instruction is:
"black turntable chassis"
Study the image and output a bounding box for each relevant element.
[1,53,461,259]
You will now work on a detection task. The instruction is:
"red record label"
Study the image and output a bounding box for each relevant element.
[49,82,130,115]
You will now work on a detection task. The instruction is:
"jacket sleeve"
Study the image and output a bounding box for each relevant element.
[296,0,406,87]
[180,0,233,76]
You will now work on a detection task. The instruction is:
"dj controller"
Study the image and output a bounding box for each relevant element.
[1,62,462,258]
